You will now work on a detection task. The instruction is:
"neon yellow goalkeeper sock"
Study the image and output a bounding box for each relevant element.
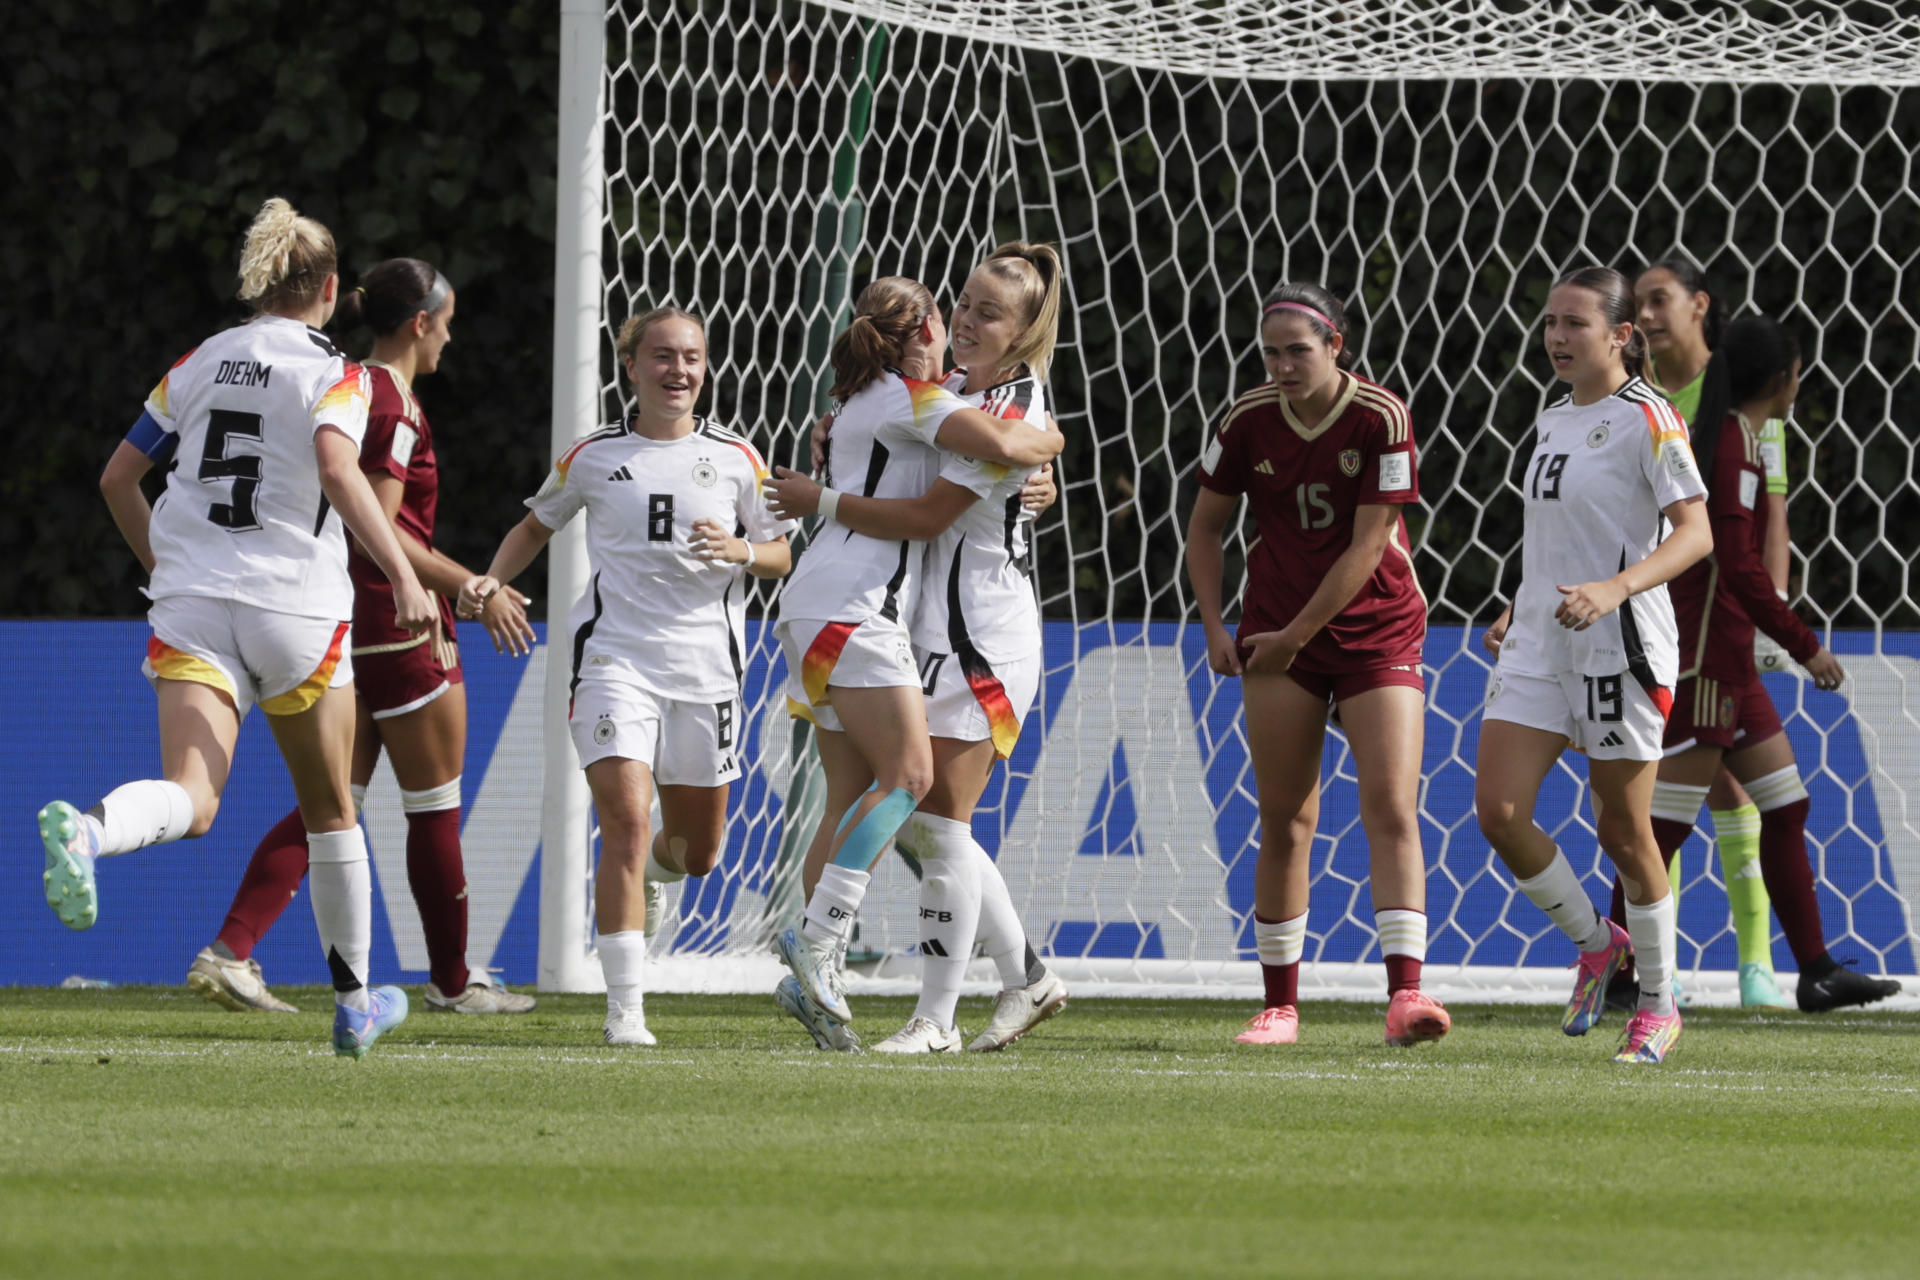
[1711,803,1772,969]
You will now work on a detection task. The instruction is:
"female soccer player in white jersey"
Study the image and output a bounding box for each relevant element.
[1185,281,1450,1049]
[1476,266,1711,1065]
[464,307,795,1046]
[190,257,538,1018]
[44,198,435,1057]
[764,274,1065,1033]
[766,243,1071,1054]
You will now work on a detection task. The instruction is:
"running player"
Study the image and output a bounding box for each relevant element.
[1186,282,1450,1048]
[54,198,432,1057]
[188,257,538,1017]
[1650,314,1900,1012]
[1620,260,1792,1008]
[764,243,1070,1054]
[1476,266,1711,1066]
[766,275,1064,1034]
[463,307,794,1046]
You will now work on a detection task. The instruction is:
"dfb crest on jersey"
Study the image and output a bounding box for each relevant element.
[692,460,718,488]
[1587,424,1611,449]
[1338,448,1361,477]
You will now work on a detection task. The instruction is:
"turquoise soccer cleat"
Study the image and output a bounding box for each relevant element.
[332,986,410,1059]
[39,801,100,931]
[1738,961,1789,1010]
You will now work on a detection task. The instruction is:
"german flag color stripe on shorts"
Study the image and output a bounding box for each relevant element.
[258,622,350,717]
[960,648,1022,760]
[145,635,238,701]
[801,622,858,707]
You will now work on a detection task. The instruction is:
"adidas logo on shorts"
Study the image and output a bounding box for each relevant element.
[1597,730,1625,748]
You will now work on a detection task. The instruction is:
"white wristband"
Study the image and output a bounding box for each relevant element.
[817,488,842,522]
[1776,588,1789,601]
[743,540,756,567]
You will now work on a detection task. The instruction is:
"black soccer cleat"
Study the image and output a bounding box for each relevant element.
[1797,961,1902,1013]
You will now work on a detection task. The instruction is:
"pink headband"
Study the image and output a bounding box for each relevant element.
[1263,300,1338,331]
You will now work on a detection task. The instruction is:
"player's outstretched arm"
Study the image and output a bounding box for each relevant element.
[1185,486,1244,677]
[934,408,1064,469]
[765,467,977,541]
[315,426,435,634]
[99,441,158,573]
[1554,494,1710,630]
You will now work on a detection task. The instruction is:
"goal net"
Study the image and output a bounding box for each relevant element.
[552,0,1920,997]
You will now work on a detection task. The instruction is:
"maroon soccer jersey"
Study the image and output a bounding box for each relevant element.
[348,362,453,647]
[1671,412,1819,682]
[1197,371,1426,672]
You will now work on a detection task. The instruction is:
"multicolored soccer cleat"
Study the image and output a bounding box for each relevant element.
[1383,989,1451,1046]
[39,800,100,931]
[331,986,410,1059]
[1612,1006,1682,1065]
[1738,961,1789,1010]
[1564,919,1633,1037]
[1234,1005,1299,1045]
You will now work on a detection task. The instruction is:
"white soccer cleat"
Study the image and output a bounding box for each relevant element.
[426,974,537,1014]
[967,971,1068,1052]
[774,926,851,1023]
[186,947,299,1013]
[775,975,861,1052]
[873,1016,962,1055]
[604,999,656,1046]
[642,878,677,943]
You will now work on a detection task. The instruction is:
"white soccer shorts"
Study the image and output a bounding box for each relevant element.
[1483,665,1670,762]
[144,595,353,720]
[776,615,920,733]
[569,675,743,786]
[917,645,1041,760]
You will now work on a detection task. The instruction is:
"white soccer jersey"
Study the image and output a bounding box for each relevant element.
[527,416,794,702]
[780,370,972,626]
[141,316,371,620]
[1500,377,1706,688]
[909,370,1048,662]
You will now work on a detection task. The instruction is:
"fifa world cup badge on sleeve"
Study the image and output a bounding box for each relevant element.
[1378,452,1411,491]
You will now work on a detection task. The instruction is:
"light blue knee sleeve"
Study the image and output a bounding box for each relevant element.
[830,785,919,871]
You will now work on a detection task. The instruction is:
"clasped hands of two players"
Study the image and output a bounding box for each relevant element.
[454,576,537,657]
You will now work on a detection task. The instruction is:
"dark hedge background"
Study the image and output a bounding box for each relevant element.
[4,0,560,617]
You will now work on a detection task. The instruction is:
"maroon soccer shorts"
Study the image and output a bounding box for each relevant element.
[1283,661,1425,705]
[1663,671,1784,755]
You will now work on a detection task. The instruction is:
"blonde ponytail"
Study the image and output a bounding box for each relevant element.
[977,241,1062,380]
[236,197,337,313]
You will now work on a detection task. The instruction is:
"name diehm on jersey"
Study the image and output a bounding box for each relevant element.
[213,359,272,388]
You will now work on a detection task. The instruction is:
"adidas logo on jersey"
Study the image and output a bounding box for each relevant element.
[1254,460,1275,475]
[1597,730,1625,748]
[608,466,634,482]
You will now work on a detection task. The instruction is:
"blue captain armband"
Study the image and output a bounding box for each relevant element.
[125,410,178,463]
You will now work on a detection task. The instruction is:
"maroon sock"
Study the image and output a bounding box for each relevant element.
[407,807,471,994]
[1261,961,1300,1009]
[1384,954,1422,994]
[1757,798,1827,966]
[215,808,310,961]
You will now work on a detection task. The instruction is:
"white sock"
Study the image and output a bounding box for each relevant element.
[599,930,648,1010]
[308,827,372,1013]
[1514,850,1613,953]
[1374,908,1427,961]
[644,845,686,885]
[970,843,1043,988]
[1625,894,1678,1016]
[907,815,982,1029]
[91,779,195,855]
[802,863,870,945]
[1253,912,1307,967]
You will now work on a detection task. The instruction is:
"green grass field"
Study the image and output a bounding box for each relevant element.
[4,988,1917,1279]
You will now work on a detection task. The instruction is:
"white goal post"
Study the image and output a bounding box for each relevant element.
[540,0,1920,999]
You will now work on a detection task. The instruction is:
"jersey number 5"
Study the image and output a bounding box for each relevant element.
[1295,483,1335,530]
[200,409,264,531]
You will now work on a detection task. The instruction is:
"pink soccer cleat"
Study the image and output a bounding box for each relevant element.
[1384,989,1451,1046]
[1612,1006,1682,1065]
[1234,1005,1299,1044]
[1564,919,1632,1037]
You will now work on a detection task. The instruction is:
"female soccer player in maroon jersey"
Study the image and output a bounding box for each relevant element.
[1649,315,1898,1012]
[187,258,539,1016]
[1186,282,1449,1047]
